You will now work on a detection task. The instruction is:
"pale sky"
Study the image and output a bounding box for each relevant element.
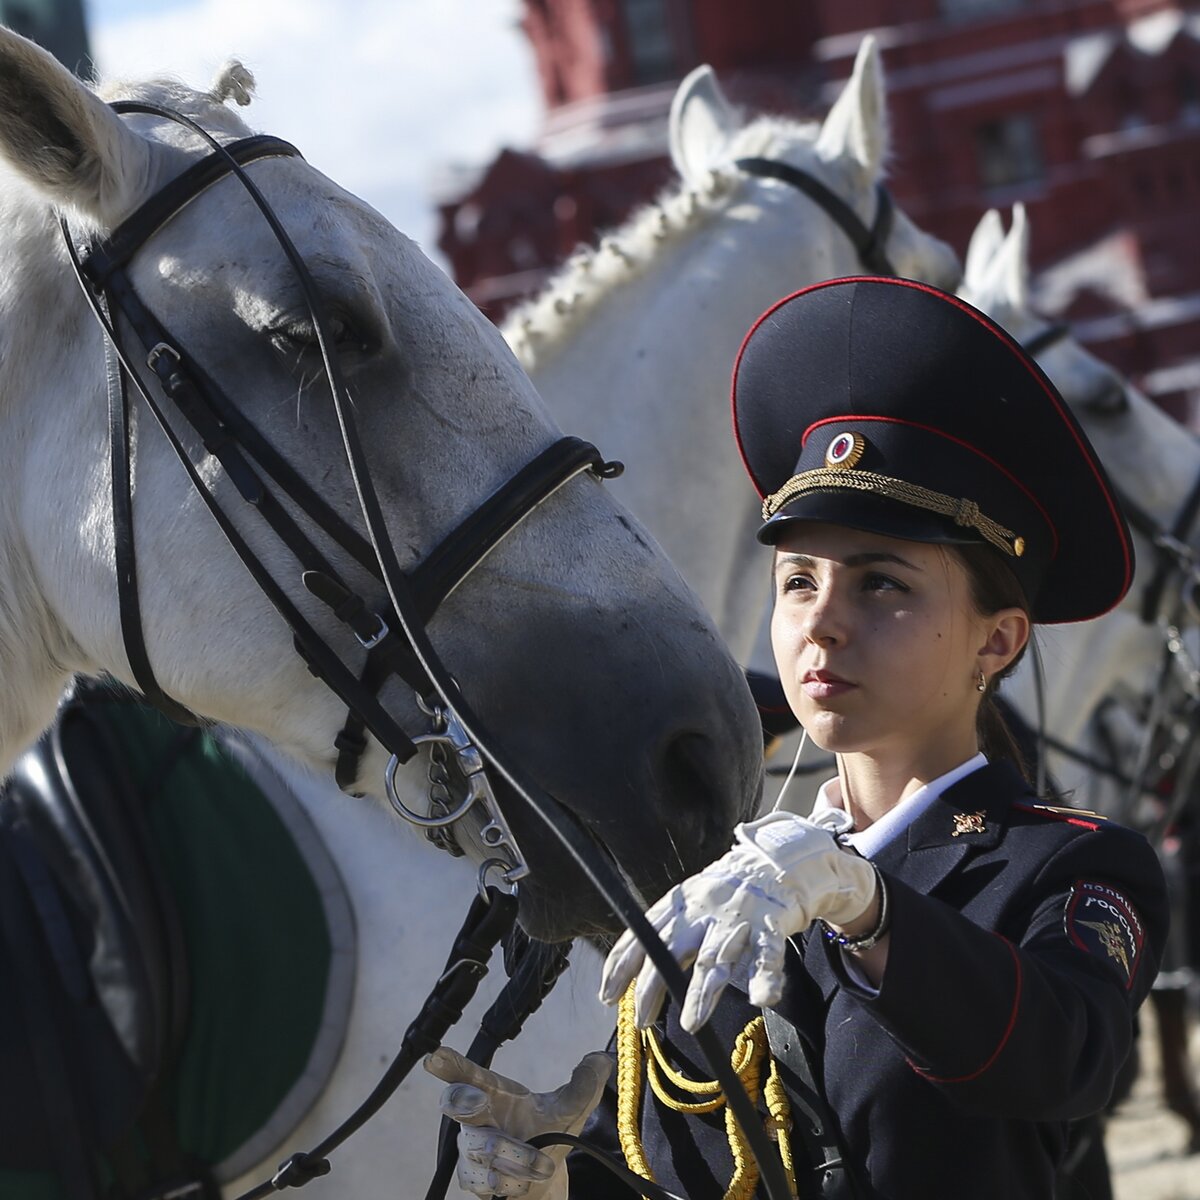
[84,0,542,266]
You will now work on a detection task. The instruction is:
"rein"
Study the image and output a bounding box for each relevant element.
[62,104,794,1200]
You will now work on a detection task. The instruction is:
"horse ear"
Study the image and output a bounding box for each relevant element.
[963,209,1006,297]
[0,28,151,226]
[815,35,890,176]
[669,64,741,186]
[984,204,1032,312]
[1001,203,1032,309]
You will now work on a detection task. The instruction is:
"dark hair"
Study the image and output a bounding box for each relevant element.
[951,542,1034,781]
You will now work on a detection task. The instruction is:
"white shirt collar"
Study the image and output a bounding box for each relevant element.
[809,752,988,860]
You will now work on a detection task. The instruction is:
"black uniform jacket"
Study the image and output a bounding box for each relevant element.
[572,760,1169,1200]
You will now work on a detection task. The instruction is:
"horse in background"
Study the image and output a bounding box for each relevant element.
[959,203,1200,1156]
[0,29,764,1199]
[504,35,961,670]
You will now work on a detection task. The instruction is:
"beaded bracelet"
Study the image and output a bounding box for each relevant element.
[820,866,891,953]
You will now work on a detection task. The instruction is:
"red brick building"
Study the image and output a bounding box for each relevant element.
[436,0,1200,419]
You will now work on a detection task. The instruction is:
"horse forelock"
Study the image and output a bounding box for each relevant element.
[94,73,256,141]
[502,114,817,371]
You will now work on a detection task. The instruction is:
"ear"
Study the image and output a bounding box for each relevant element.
[815,34,890,176]
[978,607,1031,682]
[996,202,1031,310]
[963,209,1006,297]
[0,27,151,226]
[669,64,741,186]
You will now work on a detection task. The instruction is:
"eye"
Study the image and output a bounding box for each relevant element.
[270,311,374,358]
[1081,373,1129,416]
[863,572,907,593]
[780,571,815,595]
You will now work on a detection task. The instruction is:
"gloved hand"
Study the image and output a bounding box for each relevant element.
[599,811,877,1031]
[424,1046,611,1199]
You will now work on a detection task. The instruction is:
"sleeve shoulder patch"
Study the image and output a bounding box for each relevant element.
[1064,881,1145,990]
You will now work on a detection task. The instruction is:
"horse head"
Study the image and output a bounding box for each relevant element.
[961,203,1200,619]
[668,36,962,292]
[0,30,763,940]
[506,37,961,668]
[961,204,1200,764]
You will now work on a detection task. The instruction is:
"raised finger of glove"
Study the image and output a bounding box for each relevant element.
[425,1046,528,1103]
[680,920,750,1033]
[746,917,787,1011]
[547,1051,613,1135]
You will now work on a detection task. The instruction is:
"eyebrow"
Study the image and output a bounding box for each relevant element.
[776,551,924,572]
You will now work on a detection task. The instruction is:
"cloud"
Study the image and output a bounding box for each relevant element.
[89,0,541,264]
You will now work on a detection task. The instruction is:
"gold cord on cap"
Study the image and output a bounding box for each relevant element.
[762,467,1025,559]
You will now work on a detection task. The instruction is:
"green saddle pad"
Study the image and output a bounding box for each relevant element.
[3,704,355,1197]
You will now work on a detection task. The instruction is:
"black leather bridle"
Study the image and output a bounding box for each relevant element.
[60,103,794,1200]
[66,110,621,798]
[734,155,897,277]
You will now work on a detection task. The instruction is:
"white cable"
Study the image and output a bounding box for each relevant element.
[771,726,809,812]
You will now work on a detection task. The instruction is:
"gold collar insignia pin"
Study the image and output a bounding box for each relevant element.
[951,811,987,837]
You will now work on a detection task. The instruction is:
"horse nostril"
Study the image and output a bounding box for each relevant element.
[657,731,740,875]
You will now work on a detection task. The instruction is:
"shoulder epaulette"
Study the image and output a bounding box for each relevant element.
[1012,801,1106,829]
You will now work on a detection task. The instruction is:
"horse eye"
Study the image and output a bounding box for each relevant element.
[271,314,370,355]
[1082,374,1129,416]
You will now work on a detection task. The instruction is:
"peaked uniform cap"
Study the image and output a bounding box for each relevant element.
[731,277,1133,624]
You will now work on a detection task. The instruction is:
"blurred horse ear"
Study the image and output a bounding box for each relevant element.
[815,34,890,177]
[669,64,741,186]
[0,26,151,227]
[998,203,1032,310]
[963,209,1006,296]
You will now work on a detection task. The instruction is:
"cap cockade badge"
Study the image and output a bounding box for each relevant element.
[824,431,865,470]
[952,811,987,837]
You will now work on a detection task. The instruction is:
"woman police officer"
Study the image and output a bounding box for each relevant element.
[425,277,1170,1199]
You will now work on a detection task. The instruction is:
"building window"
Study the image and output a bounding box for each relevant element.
[974,115,1043,191]
[940,0,1026,19]
[621,0,676,86]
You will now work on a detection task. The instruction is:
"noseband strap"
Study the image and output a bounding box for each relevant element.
[734,155,897,276]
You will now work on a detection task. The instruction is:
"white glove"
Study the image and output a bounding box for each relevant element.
[424,1046,611,1199]
[598,811,877,1031]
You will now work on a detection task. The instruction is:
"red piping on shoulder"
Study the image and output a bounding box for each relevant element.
[908,935,1022,1084]
[1012,802,1102,832]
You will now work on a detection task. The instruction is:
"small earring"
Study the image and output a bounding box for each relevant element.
[976,670,987,693]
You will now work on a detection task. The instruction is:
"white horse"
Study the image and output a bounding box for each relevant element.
[0,29,766,1199]
[504,36,962,671]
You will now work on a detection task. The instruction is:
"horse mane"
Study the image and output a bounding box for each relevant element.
[94,59,257,137]
[501,114,817,370]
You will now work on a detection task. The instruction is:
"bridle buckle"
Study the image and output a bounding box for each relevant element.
[355,612,389,650]
[146,340,181,374]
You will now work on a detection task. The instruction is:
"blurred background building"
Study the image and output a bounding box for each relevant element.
[0,0,89,74]
[436,0,1200,424]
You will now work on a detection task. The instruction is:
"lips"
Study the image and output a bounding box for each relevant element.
[801,668,857,700]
